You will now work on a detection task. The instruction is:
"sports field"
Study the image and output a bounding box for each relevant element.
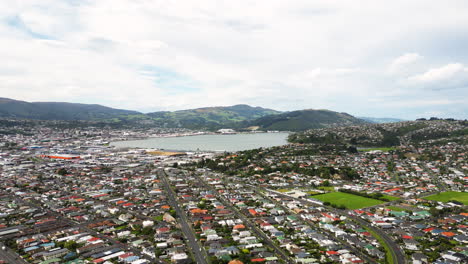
[381,194,400,201]
[358,147,396,152]
[386,206,407,212]
[313,192,385,209]
[424,191,468,205]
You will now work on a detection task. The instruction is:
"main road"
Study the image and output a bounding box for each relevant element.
[6,195,160,264]
[192,173,295,263]
[0,242,28,264]
[158,169,209,264]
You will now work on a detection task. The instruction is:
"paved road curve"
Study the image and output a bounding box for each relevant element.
[269,190,406,264]
[350,216,406,264]
[252,189,378,264]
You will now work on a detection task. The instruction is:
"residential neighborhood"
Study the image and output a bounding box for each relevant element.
[0,119,466,264]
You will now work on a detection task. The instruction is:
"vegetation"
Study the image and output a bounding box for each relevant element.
[424,191,468,205]
[0,97,140,120]
[385,206,407,212]
[363,226,394,264]
[312,192,386,209]
[358,147,396,152]
[244,109,366,131]
[196,155,361,180]
[338,189,399,202]
[147,104,280,130]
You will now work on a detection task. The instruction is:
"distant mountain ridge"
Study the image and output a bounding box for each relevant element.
[0,97,369,131]
[147,104,280,129]
[0,97,140,120]
[359,117,406,123]
[244,109,367,131]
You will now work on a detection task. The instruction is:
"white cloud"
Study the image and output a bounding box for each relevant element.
[407,63,468,90]
[409,63,467,82]
[0,0,467,118]
[388,53,423,74]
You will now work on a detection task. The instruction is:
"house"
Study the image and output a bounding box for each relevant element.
[412,253,428,264]
[454,234,468,243]
[42,248,69,260]
[404,239,419,250]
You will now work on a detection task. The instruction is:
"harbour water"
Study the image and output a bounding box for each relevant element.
[111,132,289,152]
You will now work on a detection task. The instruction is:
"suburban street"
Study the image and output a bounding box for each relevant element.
[193,173,295,263]
[269,190,407,264]
[0,242,28,264]
[159,169,209,264]
[252,189,378,264]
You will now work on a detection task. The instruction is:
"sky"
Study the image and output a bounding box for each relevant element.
[0,0,467,119]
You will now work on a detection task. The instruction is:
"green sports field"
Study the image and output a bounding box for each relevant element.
[358,147,396,152]
[381,194,400,201]
[312,192,386,209]
[424,191,468,205]
[386,206,407,212]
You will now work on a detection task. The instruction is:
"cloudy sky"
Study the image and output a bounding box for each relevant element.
[1,0,467,119]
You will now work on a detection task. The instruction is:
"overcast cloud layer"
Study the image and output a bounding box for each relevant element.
[1,0,467,119]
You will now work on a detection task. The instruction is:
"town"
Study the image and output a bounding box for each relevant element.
[0,119,466,264]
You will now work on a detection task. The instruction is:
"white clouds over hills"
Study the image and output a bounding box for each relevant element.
[0,0,467,119]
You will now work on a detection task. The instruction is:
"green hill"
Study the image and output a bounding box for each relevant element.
[147,104,280,129]
[0,98,368,131]
[0,98,141,120]
[245,109,367,131]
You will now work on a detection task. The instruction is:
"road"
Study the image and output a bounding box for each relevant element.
[350,216,406,264]
[6,195,160,264]
[253,189,378,264]
[159,169,209,264]
[268,190,406,264]
[0,242,28,264]
[192,173,295,263]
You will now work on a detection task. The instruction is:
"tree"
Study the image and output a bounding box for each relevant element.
[113,179,123,184]
[321,180,331,187]
[57,168,68,176]
[64,240,78,250]
[429,207,440,217]
[347,145,358,153]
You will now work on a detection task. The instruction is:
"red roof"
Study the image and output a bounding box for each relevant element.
[441,232,456,237]
[158,227,170,233]
[251,259,266,262]
[93,193,108,198]
[119,253,134,259]
[384,188,401,193]
[423,227,435,232]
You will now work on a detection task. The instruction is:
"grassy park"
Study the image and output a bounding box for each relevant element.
[358,147,396,152]
[381,194,400,201]
[312,192,385,209]
[425,191,468,205]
